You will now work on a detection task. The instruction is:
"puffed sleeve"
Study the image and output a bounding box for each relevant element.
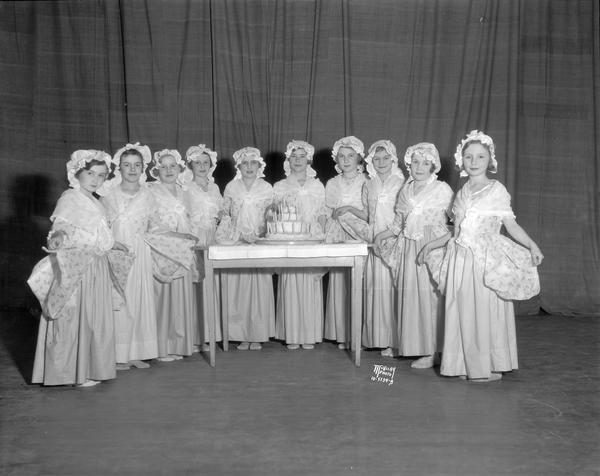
[490,182,515,217]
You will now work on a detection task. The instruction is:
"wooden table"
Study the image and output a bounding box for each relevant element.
[200,242,368,367]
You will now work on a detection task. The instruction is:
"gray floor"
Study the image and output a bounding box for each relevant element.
[1,312,598,476]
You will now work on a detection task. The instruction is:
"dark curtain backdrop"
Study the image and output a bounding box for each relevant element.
[1,0,598,315]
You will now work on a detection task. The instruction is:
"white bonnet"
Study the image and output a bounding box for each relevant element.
[66,149,112,194]
[331,136,365,174]
[233,146,266,180]
[365,139,403,179]
[106,142,152,188]
[149,149,185,180]
[180,144,218,184]
[404,142,442,174]
[331,135,365,160]
[284,140,316,178]
[454,130,497,177]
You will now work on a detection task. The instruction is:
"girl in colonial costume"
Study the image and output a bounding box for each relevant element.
[181,144,223,351]
[323,136,368,349]
[216,147,275,350]
[146,149,197,361]
[101,143,158,370]
[426,131,543,381]
[273,140,328,350]
[28,150,130,386]
[359,140,405,356]
[375,143,452,367]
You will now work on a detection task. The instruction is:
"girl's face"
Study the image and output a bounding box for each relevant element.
[289,148,308,174]
[336,147,359,174]
[239,159,260,179]
[410,154,434,182]
[462,143,491,178]
[191,154,212,179]
[157,155,180,184]
[78,164,108,194]
[372,149,393,177]
[120,153,144,184]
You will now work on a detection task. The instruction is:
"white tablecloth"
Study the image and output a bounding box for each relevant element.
[208,242,368,260]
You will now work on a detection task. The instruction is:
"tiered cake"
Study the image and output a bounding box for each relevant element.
[266,201,312,240]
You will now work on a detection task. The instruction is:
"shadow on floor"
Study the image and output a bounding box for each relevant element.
[0,308,38,384]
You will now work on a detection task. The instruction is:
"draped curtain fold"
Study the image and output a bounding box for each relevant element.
[0,0,598,314]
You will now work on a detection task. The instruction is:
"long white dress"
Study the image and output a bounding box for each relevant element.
[426,180,540,379]
[380,178,452,356]
[101,186,159,363]
[186,180,223,343]
[28,189,127,385]
[273,175,327,345]
[360,173,405,348]
[147,182,197,357]
[218,178,275,342]
[323,173,367,344]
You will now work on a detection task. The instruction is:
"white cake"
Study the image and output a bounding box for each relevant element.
[266,204,312,240]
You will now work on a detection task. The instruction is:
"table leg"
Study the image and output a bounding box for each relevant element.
[221,270,229,352]
[203,251,216,367]
[346,268,352,351]
[351,256,364,367]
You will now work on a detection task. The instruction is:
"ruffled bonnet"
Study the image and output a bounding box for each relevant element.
[454,130,497,177]
[149,149,185,183]
[104,142,152,189]
[180,144,218,184]
[66,149,112,195]
[283,140,316,178]
[364,139,404,179]
[233,146,266,180]
[405,142,441,173]
[331,135,365,174]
